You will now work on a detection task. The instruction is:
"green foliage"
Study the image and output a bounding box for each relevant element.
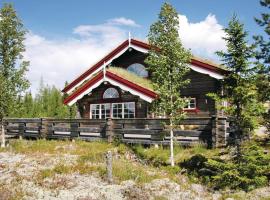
[0,3,29,119]
[254,0,270,134]
[182,143,270,191]
[145,3,191,124]
[133,145,170,166]
[213,15,264,142]
[9,81,76,118]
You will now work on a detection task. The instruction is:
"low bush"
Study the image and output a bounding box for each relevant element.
[181,143,270,191]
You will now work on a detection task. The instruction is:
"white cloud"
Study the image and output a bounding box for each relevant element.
[178,14,226,59]
[24,22,128,93]
[107,17,140,27]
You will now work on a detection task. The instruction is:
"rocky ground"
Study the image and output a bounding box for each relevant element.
[0,144,269,200]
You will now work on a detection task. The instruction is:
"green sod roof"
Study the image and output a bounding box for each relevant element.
[107,67,154,92]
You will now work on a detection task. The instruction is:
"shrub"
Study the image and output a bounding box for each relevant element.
[181,143,270,191]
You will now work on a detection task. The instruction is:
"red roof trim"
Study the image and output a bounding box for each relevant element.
[106,71,157,99]
[63,39,228,93]
[62,40,129,93]
[190,59,227,75]
[130,39,150,49]
[63,70,157,105]
[63,72,103,104]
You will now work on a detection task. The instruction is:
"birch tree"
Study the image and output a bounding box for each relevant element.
[145,3,191,166]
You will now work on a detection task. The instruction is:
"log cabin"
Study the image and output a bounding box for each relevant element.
[62,38,228,119]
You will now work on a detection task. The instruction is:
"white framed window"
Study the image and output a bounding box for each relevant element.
[184,98,196,110]
[112,103,123,118]
[124,102,135,118]
[103,88,119,99]
[90,102,135,119]
[91,104,100,119]
[101,104,110,119]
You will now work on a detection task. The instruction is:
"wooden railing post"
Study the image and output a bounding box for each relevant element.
[40,118,49,139]
[106,118,114,143]
[212,116,227,148]
[70,121,79,140]
[211,116,217,148]
[18,122,25,140]
[106,150,113,184]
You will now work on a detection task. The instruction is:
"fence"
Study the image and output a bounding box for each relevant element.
[1,116,228,147]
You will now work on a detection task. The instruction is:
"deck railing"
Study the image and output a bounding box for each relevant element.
[1,117,228,147]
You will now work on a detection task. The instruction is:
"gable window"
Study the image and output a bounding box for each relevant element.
[184,98,196,110]
[127,63,148,78]
[103,87,119,99]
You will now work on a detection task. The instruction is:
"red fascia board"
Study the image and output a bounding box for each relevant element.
[63,72,103,105]
[106,71,157,99]
[191,59,227,75]
[131,39,151,50]
[62,40,129,93]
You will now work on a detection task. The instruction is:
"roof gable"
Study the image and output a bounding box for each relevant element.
[63,38,227,94]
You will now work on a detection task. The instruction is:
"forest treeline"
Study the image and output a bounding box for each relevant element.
[9,81,76,118]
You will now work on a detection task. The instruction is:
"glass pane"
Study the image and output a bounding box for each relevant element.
[91,104,100,119]
[112,103,122,118]
[103,88,119,99]
[124,102,135,118]
[101,104,110,119]
[127,63,148,77]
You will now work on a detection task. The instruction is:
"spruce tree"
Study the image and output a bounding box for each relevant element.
[215,15,264,156]
[145,3,191,166]
[0,3,29,119]
[254,0,270,133]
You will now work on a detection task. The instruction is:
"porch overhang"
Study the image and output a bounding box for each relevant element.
[63,71,157,106]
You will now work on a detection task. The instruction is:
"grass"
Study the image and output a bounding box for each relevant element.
[112,159,161,183]
[108,67,154,91]
[133,143,218,166]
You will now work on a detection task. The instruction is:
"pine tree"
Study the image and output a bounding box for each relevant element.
[254,0,270,133]
[215,15,264,156]
[145,3,191,166]
[0,3,29,119]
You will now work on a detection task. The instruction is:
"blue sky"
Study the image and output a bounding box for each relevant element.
[0,0,266,92]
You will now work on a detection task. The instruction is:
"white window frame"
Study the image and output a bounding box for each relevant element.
[90,102,135,119]
[184,98,196,110]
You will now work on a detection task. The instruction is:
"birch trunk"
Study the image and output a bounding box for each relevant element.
[170,120,175,166]
[1,123,5,148]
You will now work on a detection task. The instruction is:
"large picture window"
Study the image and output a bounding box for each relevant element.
[90,102,135,119]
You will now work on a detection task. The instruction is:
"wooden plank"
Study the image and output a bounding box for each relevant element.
[124,134,151,139]
[78,127,101,132]
[6,126,19,130]
[122,129,161,135]
[173,130,203,137]
[79,132,101,137]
